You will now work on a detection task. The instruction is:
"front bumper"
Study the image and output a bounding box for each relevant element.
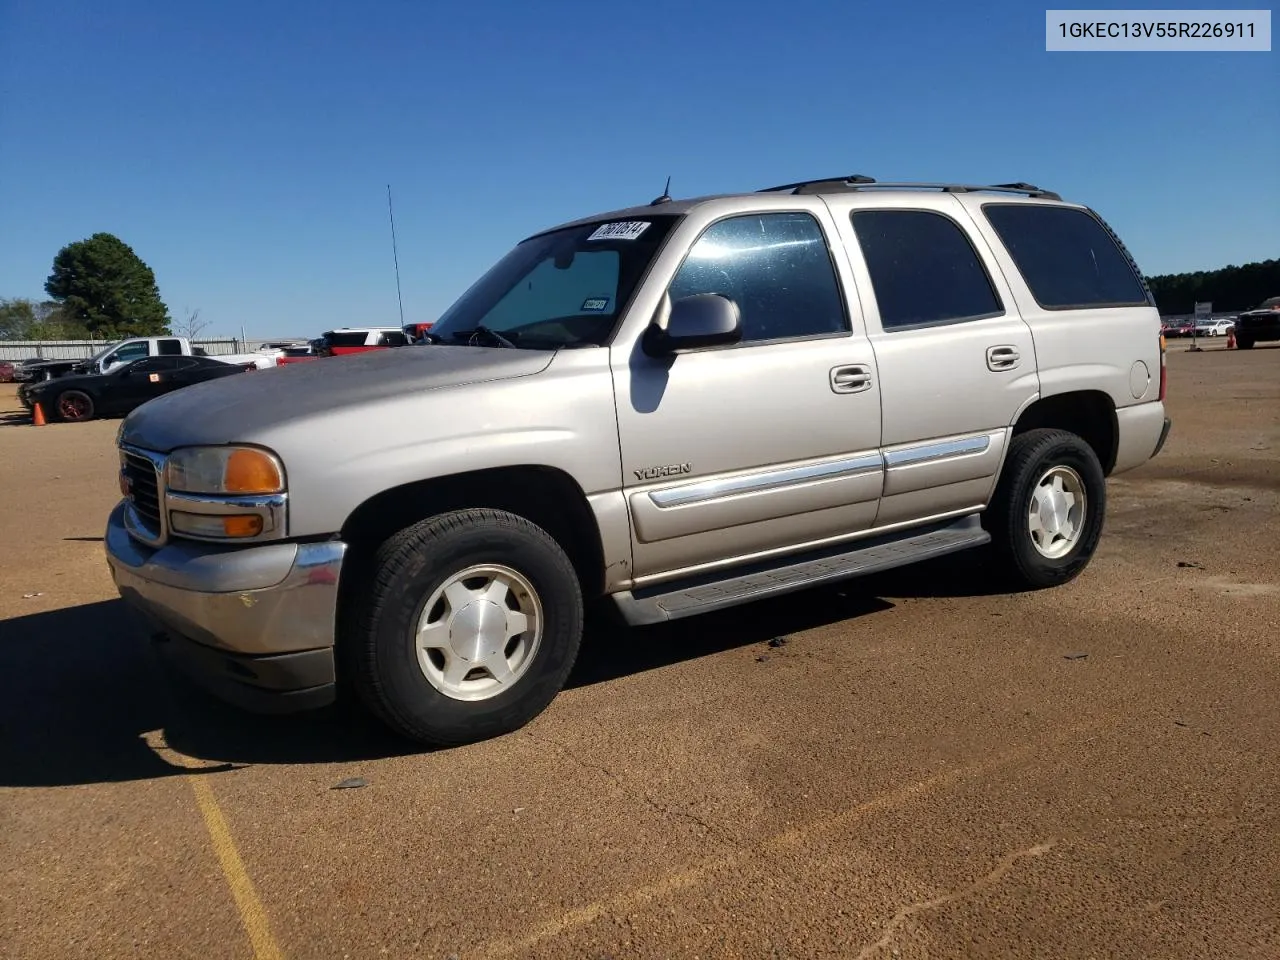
[104,501,347,712]
[1236,319,1280,341]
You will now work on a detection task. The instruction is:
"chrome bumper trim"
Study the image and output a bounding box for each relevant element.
[105,501,346,656]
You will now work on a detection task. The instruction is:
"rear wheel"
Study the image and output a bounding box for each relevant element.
[348,508,584,747]
[54,390,95,422]
[1236,334,1255,349]
[987,428,1106,589]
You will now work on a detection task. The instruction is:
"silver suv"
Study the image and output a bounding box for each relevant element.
[105,176,1172,746]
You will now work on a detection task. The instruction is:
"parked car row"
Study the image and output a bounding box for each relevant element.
[11,336,276,385]
[1158,298,1280,346]
[1161,317,1235,338]
[21,354,249,422]
[12,325,439,422]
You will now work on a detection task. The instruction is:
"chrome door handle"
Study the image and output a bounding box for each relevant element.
[830,364,873,394]
[986,345,1020,371]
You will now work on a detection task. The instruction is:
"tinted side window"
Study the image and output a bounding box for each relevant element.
[982,204,1149,309]
[850,210,1003,331]
[131,357,182,373]
[669,212,847,343]
[157,338,183,355]
[378,332,410,346]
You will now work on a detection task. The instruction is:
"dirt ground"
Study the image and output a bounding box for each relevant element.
[2,341,1278,960]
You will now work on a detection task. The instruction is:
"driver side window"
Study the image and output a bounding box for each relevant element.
[667,212,849,344]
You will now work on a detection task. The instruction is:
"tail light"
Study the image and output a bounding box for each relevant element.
[1158,333,1167,401]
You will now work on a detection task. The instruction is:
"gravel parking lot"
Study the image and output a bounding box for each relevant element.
[2,343,1278,960]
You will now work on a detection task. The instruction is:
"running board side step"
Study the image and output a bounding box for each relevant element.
[611,515,990,626]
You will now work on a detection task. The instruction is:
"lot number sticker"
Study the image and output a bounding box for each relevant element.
[588,221,651,241]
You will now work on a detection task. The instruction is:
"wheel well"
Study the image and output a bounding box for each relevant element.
[1013,391,1118,475]
[338,466,608,598]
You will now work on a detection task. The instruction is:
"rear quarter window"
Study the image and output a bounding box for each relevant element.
[982,204,1150,310]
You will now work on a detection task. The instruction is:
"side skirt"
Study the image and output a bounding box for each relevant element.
[610,514,990,626]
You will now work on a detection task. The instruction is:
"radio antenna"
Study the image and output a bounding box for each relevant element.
[650,175,672,205]
[386,183,405,327]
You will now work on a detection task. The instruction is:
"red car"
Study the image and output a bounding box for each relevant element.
[319,327,412,356]
[276,327,413,366]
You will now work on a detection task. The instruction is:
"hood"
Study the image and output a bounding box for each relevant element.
[25,369,106,392]
[120,345,555,452]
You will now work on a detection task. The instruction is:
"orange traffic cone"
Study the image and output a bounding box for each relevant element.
[1226,329,1236,349]
[31,401,46,426]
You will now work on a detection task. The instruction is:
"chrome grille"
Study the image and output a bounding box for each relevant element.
[123,452,163,537]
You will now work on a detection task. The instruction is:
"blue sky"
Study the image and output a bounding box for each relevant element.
[1,0,1276,338]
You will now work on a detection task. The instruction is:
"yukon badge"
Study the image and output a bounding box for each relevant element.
[635,462,692,481]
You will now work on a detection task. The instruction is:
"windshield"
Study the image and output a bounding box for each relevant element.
[429,214,682,348]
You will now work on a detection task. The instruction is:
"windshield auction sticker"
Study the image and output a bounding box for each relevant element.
[588,221,652,241]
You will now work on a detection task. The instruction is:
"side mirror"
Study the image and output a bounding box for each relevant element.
[643,293,742,357]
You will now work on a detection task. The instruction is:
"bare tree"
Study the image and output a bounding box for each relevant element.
[175,307,211,341]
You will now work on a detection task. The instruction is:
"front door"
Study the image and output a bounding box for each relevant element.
[106,356,191,415]
[830,195,1041,527]
[611,207,884,583]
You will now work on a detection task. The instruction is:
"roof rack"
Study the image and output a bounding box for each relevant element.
[759,177,1062,201]
[758,175,876,194]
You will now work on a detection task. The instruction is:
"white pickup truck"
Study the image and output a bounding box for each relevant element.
[82,336,278,375]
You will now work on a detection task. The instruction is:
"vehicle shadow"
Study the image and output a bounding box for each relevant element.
[0,552,1014,787]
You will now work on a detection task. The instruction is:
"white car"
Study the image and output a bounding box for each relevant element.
[1195,319,1235,337]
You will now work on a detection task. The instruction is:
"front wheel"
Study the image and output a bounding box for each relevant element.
[1236,334,1255,349]
[348,508,584,747]
[986,428,1106,589]
[54,389,96,422]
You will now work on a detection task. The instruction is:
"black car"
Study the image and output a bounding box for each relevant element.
[1232,296,1280,349]
[12,357,82,383]
[23,355,247,423]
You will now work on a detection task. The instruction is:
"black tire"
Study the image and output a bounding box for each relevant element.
[1236,335,1255,349]
[348,508,584,747]
[986,428,1106,589]
[53,389,96,422]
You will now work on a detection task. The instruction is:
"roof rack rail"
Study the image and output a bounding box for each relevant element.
[759,178,1061,201]
[758,175,876,194]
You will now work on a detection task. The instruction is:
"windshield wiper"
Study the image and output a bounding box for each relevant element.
[450,325,518,349]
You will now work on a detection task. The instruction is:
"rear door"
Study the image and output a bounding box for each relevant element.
[829,194,1040,528]
[957,197,1162,415]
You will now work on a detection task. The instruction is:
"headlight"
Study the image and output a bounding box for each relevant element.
[167,446,285,495]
